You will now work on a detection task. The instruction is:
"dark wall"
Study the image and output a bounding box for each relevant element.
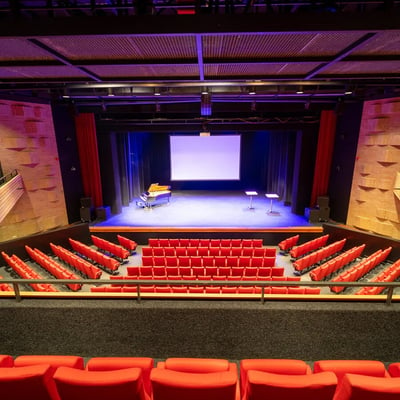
[52,104,85,224]
[328,102,363,223]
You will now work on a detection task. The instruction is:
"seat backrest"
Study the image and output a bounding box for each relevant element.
[14,355,84,375]
[240,359,312,397]
[53,366,147,400]
[245,370,337,400]
[150,368,238,400]
[86,357,154,396]
[333,373,400,400]
[314,360,389,381]
[0,364,60,400]
[161,358,231,373]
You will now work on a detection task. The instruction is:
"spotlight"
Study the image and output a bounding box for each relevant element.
[201,87,209,95]
[201,93,212,116]
[248,87,256,95]
[154,88,161,96]
[296,86,304,94]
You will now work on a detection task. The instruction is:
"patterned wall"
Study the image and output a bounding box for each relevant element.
[0,99,68,242]
[347,97,400,240]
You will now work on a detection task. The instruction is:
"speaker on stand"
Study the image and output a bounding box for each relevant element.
[80,197,93,222]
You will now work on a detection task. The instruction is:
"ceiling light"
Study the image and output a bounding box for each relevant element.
[248,87,256,95]
[201,87,209,95]
[154,88,161,96]
[296,86,304,94]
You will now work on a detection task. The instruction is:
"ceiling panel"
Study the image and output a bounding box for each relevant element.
[86,64,199,78]
[0,38,55,61]
[0,66,90,79]
[202,32,367,59]
[39,35,198,60]
[205,62,320,77]
[350,31,400,55]
[322,60,400,75]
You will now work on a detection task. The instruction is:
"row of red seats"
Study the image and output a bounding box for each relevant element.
[278,234,299,252]
[68,238,120,272]
[127,265,285,278]
[330,247,392,293]
[293,239,347,272]
[91,284,319,295]
[0,274,12,292]
[116,234,138,254]
[148,238,263,248]
[309,244,366,281]
[91,235,130,261]
[355,258,400,295]
[2,355,400,400]
[50,243,102,279]
[25,246,82,291]
[142,246,276,258]
[142,255,276,268]
[290,234,330,259]
[1,251,58,292]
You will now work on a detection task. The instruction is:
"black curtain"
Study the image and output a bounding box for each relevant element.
[265,131,296,205]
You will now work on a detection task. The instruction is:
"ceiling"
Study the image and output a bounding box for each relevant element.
[1,1,400,128]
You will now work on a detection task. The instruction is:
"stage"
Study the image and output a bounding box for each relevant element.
[92,191,319,231]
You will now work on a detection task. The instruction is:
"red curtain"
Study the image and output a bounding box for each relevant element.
[310,110,337,207]
[74,113,103,208]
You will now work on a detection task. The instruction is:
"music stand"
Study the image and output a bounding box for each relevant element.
[265,193,279,214]
[245,191,258,209]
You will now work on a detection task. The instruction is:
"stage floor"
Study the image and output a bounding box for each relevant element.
[93,191,317,229]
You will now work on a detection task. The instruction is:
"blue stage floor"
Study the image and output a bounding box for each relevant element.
[93,191,316,229]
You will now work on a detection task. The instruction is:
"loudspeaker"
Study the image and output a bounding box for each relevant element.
[318,206,330,221]
[80,197,92,208]
[317,196,329,208]
[80,207,92,222]
[96,206,111,221]
[305,207,320,223]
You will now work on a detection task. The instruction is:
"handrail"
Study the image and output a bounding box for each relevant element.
[0,169,18,187]
[1,278,399,305]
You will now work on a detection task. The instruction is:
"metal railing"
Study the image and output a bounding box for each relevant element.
[1,278,399,305]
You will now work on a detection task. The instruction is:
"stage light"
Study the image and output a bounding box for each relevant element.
[201,93,212,116]
[248,87,256,95]
[296,86,304,94]
[154,88,161,96]
[201,87,209,95]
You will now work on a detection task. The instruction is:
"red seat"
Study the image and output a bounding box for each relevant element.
[86,357,154,396]
[0,364,60,400]
[245,370,336,400]
[240,358,312,399]
[54,366,149,400]
[157,357,237,374]
[150,368,238,400]
[313,360,389,381]
[14,355,84,373]
[333,373,400,400]
[388,362,400,377]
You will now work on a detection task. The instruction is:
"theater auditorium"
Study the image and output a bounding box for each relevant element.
[1,2,400,398]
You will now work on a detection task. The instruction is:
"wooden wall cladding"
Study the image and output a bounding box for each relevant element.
[0,100,68,242]
[347,98,400,240]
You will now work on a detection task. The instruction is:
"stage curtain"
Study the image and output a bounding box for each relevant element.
[266,131,296,205]
[310,110,337,207]
[74,113,103,208]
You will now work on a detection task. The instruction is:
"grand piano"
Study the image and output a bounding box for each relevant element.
[137,183,171,208]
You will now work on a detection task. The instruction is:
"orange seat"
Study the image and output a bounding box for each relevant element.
[14,355,84,374]
[0,355,13,367]
[54,366,148,400]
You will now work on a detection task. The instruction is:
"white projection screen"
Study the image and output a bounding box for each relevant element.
[170,135,241,181]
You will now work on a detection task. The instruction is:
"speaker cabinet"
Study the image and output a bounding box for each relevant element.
[80,207,93,222]
[317,196,329,208]
[80,197,92,208]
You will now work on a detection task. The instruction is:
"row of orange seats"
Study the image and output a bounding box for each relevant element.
[355,257,400,295]
[290,234,330,259]
[142,255,276,268]
[148,238,264,248]
[25,245,82,291]
[142,246,276,258]
[1,355,400,400]
[1,252,58,292]
[278,234,299,252]
[331,247,392,293]
[0,274,12,292]
[293,239,347,272]
[309,244,366,281]
[50,243,102,279]
[127,265,285,278]
[91,235,130,260]
[91,284,320,295]
[68,238,120,272]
